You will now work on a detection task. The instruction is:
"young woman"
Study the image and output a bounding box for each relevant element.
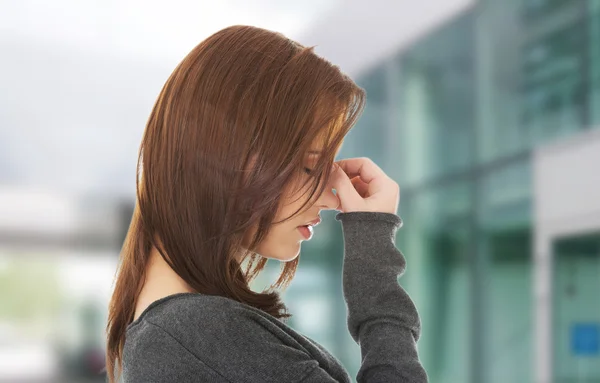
[106,25,427,382]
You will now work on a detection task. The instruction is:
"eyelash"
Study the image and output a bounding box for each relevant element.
[303,167,313,175]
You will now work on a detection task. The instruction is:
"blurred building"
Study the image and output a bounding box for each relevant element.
[301,0,600,382]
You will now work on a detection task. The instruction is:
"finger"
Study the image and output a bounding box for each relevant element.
[335,157,386,185]
[330,165,363,209]
[366,175,389,199]
[351,176,369,197]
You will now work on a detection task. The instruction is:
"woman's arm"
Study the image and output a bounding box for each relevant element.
[336,211,428,383]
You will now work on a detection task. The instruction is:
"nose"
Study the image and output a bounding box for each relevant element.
[315,185,340,211]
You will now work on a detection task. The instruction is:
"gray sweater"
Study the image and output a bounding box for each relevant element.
[122,211,428,382]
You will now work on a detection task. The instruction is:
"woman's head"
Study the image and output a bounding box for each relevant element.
[106,25,364,382]
[241,136,342,263]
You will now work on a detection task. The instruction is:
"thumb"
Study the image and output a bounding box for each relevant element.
[330,164,364,212]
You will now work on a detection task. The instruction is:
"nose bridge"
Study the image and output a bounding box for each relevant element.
[316,184,340,210]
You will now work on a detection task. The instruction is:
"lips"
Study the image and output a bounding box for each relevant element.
[297,217,320,240]
[297,224,313,240]
[303,217,321,227]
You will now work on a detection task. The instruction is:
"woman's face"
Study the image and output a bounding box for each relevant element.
[244,144,341,262]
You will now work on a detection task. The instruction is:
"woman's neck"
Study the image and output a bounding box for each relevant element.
[133,246,195,321]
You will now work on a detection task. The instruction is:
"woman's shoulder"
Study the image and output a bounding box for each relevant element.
[122,293,340,382]
[129,293,237,325]
[129,293,250,329]
[126,292,292,342]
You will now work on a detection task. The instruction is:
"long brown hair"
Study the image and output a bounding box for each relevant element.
[105,25,365,382]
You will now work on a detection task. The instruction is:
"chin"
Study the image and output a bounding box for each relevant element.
[284,242,302,261]
[257,241,302,262]
[271,253,300,263]
[264,244,301,262]
[281,252,300,262]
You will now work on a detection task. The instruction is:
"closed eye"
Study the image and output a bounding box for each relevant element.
[303,167,314,175]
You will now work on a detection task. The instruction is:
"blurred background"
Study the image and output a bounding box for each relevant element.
[1,0,599,382]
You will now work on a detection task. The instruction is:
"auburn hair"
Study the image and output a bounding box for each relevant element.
[105,25,365,382]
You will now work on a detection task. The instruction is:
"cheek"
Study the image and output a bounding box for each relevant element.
[280,181,316,216]
[249,181,313,261]
[255,223,302,261]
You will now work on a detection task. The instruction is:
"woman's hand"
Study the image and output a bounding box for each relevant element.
[330,157,399,215]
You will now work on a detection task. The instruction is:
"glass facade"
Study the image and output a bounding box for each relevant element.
[351,68,391,169]
[591,0,600,125]
[282,1,599,382]
[477,0,591,163]
[398,13,475,187]
[400,182,473,383]
[479,159,533,383]
[249,1,600,382]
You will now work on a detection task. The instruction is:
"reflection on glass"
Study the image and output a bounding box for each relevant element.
[353,67,390,170]
[398,13,474,187]
[485,227,532,383]
[401,183,472,382]
[479,159,533,382]
[477,0,588,163]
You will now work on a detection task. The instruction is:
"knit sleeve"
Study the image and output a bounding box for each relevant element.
[335,211,428,382]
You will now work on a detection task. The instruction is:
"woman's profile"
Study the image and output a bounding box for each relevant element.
[106,25,427,382]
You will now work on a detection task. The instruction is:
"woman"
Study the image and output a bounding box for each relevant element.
[106,25,427,382]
